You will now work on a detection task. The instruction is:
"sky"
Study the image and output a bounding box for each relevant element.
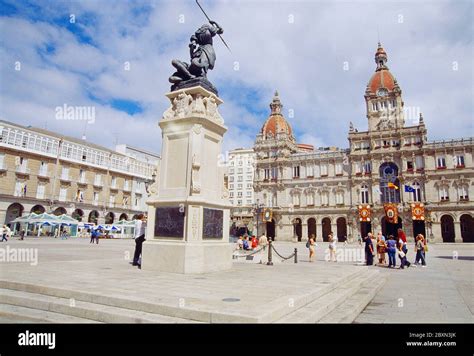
[0,0,472,156]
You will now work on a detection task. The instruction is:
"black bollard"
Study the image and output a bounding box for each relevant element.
[267,239,273,266]
[294,248,298,264]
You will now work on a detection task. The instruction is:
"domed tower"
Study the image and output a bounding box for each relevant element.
[261,91,295,141]
[365,43,405,131]
[254,91,298,160]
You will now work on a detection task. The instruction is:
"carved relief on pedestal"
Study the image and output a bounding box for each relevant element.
[192,94,206,115]
[162,91,223,123]
[191,153,201,194]
[204,96,224,124]
[175,92,193,118]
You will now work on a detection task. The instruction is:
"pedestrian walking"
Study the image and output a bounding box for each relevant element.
[376,233,387,265]
[328,233,337,262]
[386,235,397,268]
[19,230,25,240]
[414,234,427,267]
[307,234,316,262]
[397,234,411,269]
[364,233,374,266]
[397,228,409,257]
[132,214,147,268]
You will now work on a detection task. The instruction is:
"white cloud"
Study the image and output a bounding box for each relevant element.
[0,0,472,159]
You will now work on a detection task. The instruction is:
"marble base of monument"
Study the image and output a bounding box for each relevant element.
[142,85,232,274]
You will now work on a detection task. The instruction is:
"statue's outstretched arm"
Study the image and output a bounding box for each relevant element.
[209,20,223,35]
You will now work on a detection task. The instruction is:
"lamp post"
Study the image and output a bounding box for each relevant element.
[252,200,265,237]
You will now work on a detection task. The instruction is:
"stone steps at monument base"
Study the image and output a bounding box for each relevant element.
[0,267,365,323]
[320,274,387,323]
[275,270,381,323]
[0,288,199,323]
[0,304,102,323]
[257,267,366,323]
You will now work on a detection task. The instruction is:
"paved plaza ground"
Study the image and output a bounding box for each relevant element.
[0,237,472,323]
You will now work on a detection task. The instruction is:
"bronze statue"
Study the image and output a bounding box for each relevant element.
[169,21,223,91]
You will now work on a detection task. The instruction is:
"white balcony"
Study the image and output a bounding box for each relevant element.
[15,165,30,175]
[60,174,71,182]
[38,169,49,178]
[93,179,102,187]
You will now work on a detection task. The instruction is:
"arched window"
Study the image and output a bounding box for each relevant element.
[361,185,369,204]
[379,162,400,203]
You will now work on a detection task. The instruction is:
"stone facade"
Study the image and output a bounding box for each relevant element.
[253,45,473,243]
[0,120,159,228]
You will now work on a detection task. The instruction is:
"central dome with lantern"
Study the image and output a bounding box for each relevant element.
[365,42,401,97]
[364,43,405,131]
[261,91,294,140]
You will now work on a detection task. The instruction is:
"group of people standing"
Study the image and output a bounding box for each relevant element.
[364,228,427,268]
[236,234,269,251]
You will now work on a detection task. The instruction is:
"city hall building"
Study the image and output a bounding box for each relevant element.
[0,120,159,229]
[253,44,473,243]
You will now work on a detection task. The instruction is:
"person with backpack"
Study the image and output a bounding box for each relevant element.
[307,234,316,262]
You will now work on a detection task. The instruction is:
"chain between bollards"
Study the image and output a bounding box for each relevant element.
[267,239,273,265]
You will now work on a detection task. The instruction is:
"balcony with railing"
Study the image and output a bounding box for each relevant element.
[78,176,88,185]
[59,173,71,182]
[93,178,102,187]
[15,165,30,175]
[38,169,49,178]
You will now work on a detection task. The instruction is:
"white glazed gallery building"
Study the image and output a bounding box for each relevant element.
[253,44,473,243]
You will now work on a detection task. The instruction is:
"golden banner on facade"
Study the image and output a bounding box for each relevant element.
[411,203,425,221]
[384,203,398,224]
[262,208,273,222]
[358,205,371,222]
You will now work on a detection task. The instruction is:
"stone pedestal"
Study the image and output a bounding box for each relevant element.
[143,86,233,274]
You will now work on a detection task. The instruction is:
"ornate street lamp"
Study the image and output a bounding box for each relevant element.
[252,199,265,237]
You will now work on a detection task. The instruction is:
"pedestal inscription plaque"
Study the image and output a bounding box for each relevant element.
[203,208,223,239]
[154,207,185,238]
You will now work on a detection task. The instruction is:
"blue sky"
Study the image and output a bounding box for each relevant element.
[0,0,472,155]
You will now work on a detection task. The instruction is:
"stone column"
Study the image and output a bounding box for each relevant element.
[431,222,442,243]
[143,86,232,274]
[454,221,463,243]
[316,220,323,242]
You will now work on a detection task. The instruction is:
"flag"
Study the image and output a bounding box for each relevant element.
[388,182,399,190]
[404,185,415,193]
